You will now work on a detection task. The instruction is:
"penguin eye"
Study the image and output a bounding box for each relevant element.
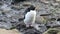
[38,26,41,27]
[57,18,60,21]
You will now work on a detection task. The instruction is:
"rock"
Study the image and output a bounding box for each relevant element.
[46,21,60,28]
[33,24,47,33]
[40,13,51,16]
[40,0,49,4]
[11,0,26,4]
[0,21,12,29]
[24,28,41,34]
[22,2,32,7]
[58,32,60,34]
[16,23,26,31]
[43,28,60,34]
[56,0,60,2]
[36,15,48,24]
[0,2,3,5]
[2,0,12,5]
[11,5,21,10]
[1,4,12,11]
[0,28,21,34]
[51,3,59,7]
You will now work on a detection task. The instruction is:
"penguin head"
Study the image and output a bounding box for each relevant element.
[28,5,35,10]
[25,5,36,14]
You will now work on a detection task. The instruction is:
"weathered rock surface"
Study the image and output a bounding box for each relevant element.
[0,0,60,34]
[43,28,60,34]
[0,28,21,34]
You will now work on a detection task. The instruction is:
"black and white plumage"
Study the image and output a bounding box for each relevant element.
[24,5,36,18]
[24,5,36,27]
[24,5,36,14]
[18,5,35,22]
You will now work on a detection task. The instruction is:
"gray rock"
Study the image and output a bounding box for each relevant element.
[0,0,60,34]
[0,21,12,29]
